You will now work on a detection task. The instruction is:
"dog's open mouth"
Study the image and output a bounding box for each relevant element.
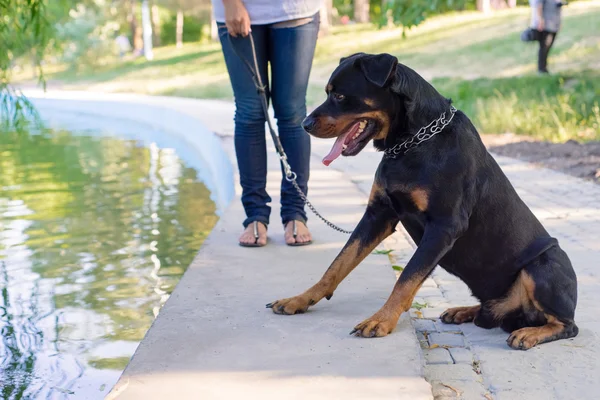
[322,119,376,166]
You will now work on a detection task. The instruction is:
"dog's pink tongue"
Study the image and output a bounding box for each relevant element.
[322,123,360,166]
[322,134,347,166]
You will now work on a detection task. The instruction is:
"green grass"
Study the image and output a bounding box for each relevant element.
[434,72,600,141]
[24,0,600,140]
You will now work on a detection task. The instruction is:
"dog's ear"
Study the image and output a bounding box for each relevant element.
[339,52,366,65]
[355,54,398,88]
[390,63,449,125]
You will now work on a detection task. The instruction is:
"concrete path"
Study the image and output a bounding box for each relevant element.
[29,92,600,400]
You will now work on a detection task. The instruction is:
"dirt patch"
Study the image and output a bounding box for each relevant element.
[481,134,600,184]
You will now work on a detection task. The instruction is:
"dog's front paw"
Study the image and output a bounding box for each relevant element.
[266,295,314,315]
[350,313,398,338]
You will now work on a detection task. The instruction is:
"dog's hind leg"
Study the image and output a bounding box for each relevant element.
[494,246,578,350]
[267,182,399,315]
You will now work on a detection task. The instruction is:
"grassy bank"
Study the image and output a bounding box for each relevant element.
[434,72,600,142]
[22,1,600,141]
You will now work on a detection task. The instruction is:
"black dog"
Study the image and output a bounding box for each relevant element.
[266,53,578,350]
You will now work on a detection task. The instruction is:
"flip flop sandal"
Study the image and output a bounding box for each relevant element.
[286,220,312,247]
[239,221,267,247]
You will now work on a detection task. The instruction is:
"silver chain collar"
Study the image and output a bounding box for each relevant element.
[384,106,457,159]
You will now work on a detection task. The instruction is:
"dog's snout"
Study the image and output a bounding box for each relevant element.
[302,116,316,133]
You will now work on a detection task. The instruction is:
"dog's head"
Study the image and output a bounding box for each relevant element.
[303,53,449,166]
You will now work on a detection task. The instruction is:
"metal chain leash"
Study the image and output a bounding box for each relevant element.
[287,173,354,234]
[229,34,456,234]
[229,34,354,234]
[385,106,457,158]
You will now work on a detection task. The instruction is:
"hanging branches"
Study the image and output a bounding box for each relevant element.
[1,0,53,128]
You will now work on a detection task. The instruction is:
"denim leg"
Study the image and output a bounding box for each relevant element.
[268,14,320,226]
[218,24,272,228]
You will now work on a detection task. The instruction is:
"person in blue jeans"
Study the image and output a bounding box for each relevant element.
[213,0,322,247]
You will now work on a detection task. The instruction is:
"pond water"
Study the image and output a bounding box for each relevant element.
[0,129,218,399]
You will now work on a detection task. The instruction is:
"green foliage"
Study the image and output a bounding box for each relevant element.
[0,0,54,127]
[0,85,41,132]
[373,249,394,255]
[160,13,205,45]
[334,0,354,16]
[381,0,470,30]
[412,301,428,310]
[53,2,120,69]
[434,71,600,141]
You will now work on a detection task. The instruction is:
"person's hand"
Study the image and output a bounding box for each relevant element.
[537,19,545,31]
[223,0,251,37]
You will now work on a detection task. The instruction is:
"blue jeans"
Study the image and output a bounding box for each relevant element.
[218,14,319,228]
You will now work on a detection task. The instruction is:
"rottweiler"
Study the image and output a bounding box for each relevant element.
[266,53,578,350]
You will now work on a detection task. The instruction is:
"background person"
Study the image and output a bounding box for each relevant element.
[530,0,564,74]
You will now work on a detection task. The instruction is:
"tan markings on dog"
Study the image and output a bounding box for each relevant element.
[495,270,569,349]
[326,84,333,92]
[359,110,391,140]
[507,316,566,350]
[313,111,390,139]
[270,220,395,315]
[364,98,376,108]
[490,270,538,320]
[410,188,429,212]
[369,181,386,205]
[441,305,481,324]
[353,275,425,337]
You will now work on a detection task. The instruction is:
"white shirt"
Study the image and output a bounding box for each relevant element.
[212,0,322,25]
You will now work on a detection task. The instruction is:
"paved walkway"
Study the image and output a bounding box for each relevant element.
[30,92,600,399]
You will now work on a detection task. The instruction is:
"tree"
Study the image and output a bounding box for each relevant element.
[354,0,370,23]
[477,0,491,13]
[0,0,54,128]
[156,0,204,47]
[151,0,162,46]
[320,0,334,36]
[176,9,184,47]
[380,0,470,30]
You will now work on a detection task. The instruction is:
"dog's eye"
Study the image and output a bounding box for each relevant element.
[332,93,345,102]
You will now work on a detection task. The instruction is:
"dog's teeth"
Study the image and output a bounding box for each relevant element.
[342,144,348,150]
[359,120,367,129]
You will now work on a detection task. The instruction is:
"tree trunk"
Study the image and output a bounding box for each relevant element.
[129,0,143,55]
[176,9,184,48]
[141,0,154,60]
[382,0,393,26]
[151,2,161,47]
[319,0,333,36]
[354,0,369,23]
[476,0,491,14]
[491,0,508,9]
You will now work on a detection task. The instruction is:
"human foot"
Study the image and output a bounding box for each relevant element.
[284,220,312,246]
[239,221,267,247]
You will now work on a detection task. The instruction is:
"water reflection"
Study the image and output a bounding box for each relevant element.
[0,129,218,399]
